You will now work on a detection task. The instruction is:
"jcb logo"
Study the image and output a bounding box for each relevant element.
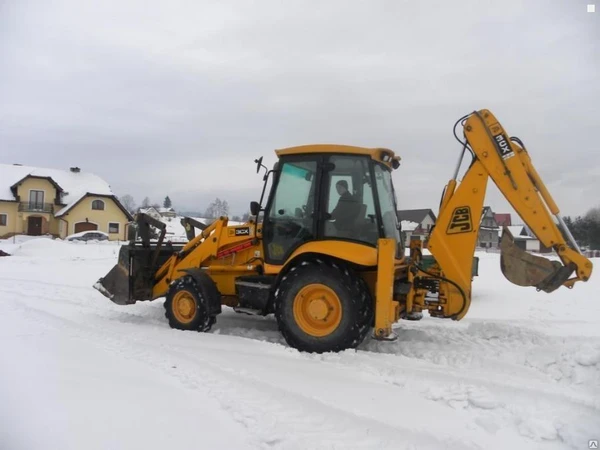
[228,227,251,237]
[235,227,250,236]
[447,206,473,234]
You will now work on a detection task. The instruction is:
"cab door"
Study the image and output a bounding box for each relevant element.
[263,158,320,264]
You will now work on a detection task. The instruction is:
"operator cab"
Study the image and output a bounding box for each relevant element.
[260,145,403,264]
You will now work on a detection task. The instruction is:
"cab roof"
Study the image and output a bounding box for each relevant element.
[275,144,401,169]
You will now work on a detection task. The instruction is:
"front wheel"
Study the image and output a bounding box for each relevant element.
[164,276,213,332]
[275,260,373,353]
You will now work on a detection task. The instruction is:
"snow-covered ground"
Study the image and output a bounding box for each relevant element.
[0,237,598,450]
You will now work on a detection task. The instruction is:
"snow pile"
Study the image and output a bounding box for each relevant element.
[2,236,120,260]
[401,220,420,231]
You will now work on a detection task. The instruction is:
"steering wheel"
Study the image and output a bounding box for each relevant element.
[275,217,309,240]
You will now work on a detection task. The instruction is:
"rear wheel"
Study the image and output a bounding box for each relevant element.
[164,276,213,332]
[275,260,373,353]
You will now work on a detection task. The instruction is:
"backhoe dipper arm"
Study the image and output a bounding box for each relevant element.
[423,109,593,320]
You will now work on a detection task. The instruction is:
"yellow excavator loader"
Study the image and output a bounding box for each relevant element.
[94,109,593,353]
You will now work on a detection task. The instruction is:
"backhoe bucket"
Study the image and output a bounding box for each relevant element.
[499,227,574,293]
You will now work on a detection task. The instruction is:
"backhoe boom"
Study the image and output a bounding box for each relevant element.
[416,109,593,320]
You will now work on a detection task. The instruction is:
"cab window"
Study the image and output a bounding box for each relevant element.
[323,155,378,245]
[264,160,317,263]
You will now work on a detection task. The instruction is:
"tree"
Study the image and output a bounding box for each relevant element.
[563,207,600,250]
[204,198,230,218]
[119,194,136,214]
[141,197,151,209]
[584,206,600,250]
[164,196,172,208]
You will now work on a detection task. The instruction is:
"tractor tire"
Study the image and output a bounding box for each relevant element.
[164,276,214,332]
[275,259,374,353]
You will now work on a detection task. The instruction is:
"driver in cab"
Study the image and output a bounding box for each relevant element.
[330,180,359,232]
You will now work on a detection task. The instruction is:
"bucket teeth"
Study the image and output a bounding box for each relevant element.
[499,227,573,293]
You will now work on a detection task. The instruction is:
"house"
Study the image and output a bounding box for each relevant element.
[0,163,133,240]
[157,207,176,218]
[397,209,437,246]
[478,206,500,248]
[138,207,162,221]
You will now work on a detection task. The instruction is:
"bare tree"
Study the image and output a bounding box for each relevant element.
[204,198,229,218]
[119,194,136,214]
[141,197,151,208]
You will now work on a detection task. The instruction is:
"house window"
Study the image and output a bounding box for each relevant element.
[108,222,120,234]
[29,190,45,209]
[92,200,105,210]
[0,214,7,226]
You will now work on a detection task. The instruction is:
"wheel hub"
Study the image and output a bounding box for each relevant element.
[293,284,342,337]
[308,298,329,321]
[172,291,196,323]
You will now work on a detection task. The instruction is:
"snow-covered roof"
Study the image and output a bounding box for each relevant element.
[1,163,114,214]
[139,207,159,214]
[397,209,436,224]
[401,220,420,231]
[157,207,175,213]
[499,225,536,239]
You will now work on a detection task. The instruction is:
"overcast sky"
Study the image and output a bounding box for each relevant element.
[1,0,598,218]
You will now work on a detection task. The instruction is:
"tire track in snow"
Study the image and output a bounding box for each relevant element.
[3,278,599,449]
[1,290,469,450]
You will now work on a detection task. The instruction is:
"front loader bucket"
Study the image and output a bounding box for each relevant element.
[94,243,181,305]
[94,245,136,305]
[499,227,575,293]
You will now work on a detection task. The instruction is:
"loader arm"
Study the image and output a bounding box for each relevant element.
[419,109,593,320]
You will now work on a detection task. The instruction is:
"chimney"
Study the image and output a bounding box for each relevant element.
[70,167,81,173]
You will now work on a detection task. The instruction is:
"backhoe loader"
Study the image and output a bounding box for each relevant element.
[94,109,593,353]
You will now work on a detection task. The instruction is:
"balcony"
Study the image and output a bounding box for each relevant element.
[18,202,54,213]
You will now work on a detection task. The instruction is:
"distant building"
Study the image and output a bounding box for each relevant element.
[478,206,500,248]
[0,163,132,240]
[157,207,176,218]
[397,209,436,247]
[138,206,162,221]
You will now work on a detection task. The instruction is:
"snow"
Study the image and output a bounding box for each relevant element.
[401,220,420,231]
[0,238,599,449]
[0,163,114,214]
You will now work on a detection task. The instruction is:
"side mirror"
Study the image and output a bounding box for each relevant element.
[254,156,264,174]
[250,201,260,216]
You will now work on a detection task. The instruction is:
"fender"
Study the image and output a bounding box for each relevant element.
[179,268,222,317]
